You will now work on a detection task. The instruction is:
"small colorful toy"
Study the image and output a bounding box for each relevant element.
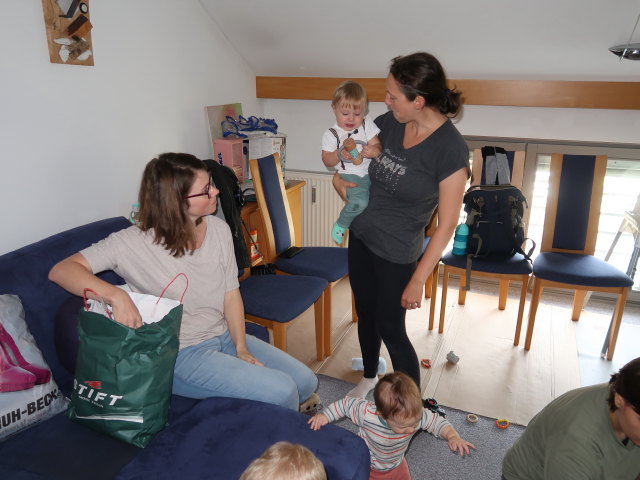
[338,139,367,166]
[496,418,510,429]
[423,398,446,418]
[420,358,431,369]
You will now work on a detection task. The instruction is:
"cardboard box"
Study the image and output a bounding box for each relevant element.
[247,134,287,174]
[213,138,244,182]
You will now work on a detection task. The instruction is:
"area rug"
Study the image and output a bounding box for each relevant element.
[316,374,524,480]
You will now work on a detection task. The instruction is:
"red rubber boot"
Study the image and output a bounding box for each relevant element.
[0,324,51,385]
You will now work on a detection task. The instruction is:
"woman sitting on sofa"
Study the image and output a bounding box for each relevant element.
[49,152,319,412]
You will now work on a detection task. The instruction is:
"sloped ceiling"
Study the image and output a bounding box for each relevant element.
[199,0,640,81]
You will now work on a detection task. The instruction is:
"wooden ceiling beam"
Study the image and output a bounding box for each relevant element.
[256,77,640,110]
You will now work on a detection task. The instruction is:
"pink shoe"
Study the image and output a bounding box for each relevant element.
[0,324,51,385]
[0,340,36,392]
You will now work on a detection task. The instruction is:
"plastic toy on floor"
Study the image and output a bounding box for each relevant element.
[446,350,460,364]
[423,397,446,417]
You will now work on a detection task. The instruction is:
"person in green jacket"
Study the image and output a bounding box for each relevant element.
[502,357,640,480]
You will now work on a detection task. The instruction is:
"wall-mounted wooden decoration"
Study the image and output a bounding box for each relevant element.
[41,0,94,66]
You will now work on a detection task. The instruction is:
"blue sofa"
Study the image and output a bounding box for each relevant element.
[0,217,370,480]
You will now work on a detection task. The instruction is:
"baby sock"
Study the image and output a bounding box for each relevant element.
[332,223,346,244]
[346,376,379,398]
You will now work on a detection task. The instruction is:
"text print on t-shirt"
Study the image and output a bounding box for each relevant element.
[372,148,406,193]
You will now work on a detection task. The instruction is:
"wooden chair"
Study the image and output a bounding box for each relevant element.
[436,148,531,344]
[239,268,327,360]
[524,154,633,360]
[423,209,440,330]
[249,153,353,358]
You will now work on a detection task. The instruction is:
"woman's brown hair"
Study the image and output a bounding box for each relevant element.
[389,52,463,119]
[137,152,207,257]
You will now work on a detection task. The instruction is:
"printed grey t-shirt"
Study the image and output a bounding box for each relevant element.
[81,215,239,349]
[351,111,469,263]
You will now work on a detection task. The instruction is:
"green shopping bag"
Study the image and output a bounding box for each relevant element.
[67,285,183,448]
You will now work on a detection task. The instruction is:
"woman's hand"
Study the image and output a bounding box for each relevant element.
[332,171,357,202]
[401,277,424,310]
[236,348,264,367]
[308,413,329,430]
[109,288,143,329]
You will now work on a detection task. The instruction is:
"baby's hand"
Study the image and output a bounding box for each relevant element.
[447,433,475,456]
[361,143,381,159]
[308,413,329,430]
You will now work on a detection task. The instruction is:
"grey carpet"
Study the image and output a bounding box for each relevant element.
[316,374,524,480]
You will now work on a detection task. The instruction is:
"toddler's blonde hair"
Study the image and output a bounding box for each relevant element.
[331,80,369,114]
[239,441,327,480]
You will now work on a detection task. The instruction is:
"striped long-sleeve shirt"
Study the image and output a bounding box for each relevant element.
[322,397,452,472]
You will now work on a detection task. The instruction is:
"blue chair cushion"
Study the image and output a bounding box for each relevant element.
[275,247,348,282]
[533,252,633,287]
[442,250,533,275]
[240,274,327,322]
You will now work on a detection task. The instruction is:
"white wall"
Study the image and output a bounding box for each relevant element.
[265,99,640,173]
[0,0,260,255]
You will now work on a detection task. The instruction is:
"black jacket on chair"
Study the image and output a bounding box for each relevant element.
[203,159,250,269]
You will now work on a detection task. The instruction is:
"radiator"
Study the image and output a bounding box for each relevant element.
[286,170,345,247]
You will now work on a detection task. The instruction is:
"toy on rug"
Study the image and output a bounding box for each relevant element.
[466,413,479,423]
[495,418,510,429]
[446,350,460,364]
[423,397,446,418]
[351,357,387,375]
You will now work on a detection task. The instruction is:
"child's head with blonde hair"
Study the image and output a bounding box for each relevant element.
[239,441,327,480]
[373,372,423,434]
[331,80,369,113]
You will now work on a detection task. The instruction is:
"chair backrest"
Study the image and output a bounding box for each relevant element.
[471,148,525,188]
[249,153,294,261]
[541,154,608,255]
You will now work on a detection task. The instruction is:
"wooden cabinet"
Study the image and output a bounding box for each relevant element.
[240,179,305,265]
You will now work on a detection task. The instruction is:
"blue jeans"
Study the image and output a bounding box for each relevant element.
[172,330,318,411]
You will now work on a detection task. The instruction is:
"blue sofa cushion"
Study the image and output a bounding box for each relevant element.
[0,217,132,395]
[0,394,199,480]
[116,396,370,480]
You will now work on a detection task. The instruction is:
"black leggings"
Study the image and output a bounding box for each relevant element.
[348,232,420,387]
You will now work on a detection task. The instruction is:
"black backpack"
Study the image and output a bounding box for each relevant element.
[203,159,251,270]
[462,184,535,290]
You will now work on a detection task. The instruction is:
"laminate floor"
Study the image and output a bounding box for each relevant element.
[280,274,640,425]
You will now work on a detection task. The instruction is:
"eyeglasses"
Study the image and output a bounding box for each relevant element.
[184,178,213,200]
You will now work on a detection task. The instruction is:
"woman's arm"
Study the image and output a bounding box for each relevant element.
[401,167,468,309]
[49,253,142,328]
[224,288,264,366]
[331,171,358,202]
